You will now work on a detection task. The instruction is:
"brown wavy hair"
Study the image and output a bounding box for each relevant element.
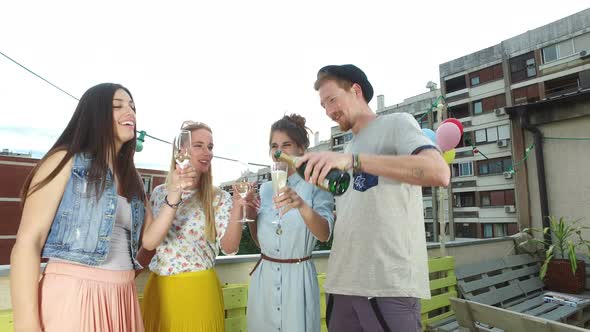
[269,114,311,151]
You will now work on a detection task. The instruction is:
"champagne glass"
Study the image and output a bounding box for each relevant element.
[234,177,251,223]
[174,130,191,169]
[271,161,288,227]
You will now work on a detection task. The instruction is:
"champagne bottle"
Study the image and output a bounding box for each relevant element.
[273,150,350,196]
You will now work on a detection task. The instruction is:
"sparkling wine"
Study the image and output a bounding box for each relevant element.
[235,182,250,198]
[175,153,191,169]
[271,170,288,194]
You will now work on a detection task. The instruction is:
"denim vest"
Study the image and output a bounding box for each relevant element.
[41,153,145,269]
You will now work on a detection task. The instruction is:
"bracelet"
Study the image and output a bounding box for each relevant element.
[164,195,183,209]
[352,154,362,174]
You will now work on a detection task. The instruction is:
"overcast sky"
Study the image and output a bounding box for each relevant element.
[1,1,588,184]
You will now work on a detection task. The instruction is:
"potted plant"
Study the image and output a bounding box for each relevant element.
[521,216,589,294]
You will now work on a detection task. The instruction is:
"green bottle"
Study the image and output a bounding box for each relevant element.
[273,150,350,196]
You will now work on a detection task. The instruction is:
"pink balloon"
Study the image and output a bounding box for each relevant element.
[436,122,461,151]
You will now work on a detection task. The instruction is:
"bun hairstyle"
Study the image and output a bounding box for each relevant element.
[269,113,311,150]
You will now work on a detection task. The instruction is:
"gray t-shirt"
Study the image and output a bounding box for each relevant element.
[325,112,436,299]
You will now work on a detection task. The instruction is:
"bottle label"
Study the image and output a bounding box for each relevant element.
[319,178,330,192]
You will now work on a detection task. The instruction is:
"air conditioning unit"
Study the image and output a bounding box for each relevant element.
[503,171,513,179]
[504,205,516,213]
[497,139,509,148]
[495,108,506,116]
[580,50,590,59]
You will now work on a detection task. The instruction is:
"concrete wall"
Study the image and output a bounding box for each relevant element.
[440,9,590,78]
[0,238,516,311]
[525,115,590,243]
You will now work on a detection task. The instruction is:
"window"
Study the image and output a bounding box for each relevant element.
[479,190,515,207]
[486,127,498,142]
[543,39,577,63]
[459,162,473,177]
[343,133,353,143]
[424,207,433,219]
[498,125,510,140]
[454,192,475,207]
[475,129,487,143]
[494,224,507,237]
[473,101,483,114]
[543,45,558,63]
[468,64,504,87]
[333,134,350,146]
[510,52,536,83]
[445,76,467,93]
[448,104,470,119]
[479,193,492,206]
[526,58,536,77]
[558,40,574,58]
[574,33,590,53]
[473,95,505,115]
[483,224,493,238]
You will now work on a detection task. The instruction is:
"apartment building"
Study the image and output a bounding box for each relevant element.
[439,8,590,239]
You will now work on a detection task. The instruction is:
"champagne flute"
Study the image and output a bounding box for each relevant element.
[271,161,288,227]
[234,178,251,223]
[174,130,192,169]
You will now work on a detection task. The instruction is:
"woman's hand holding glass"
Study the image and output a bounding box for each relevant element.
[167,165,198,198]
[273,186,305,216]
[232,182,260,223]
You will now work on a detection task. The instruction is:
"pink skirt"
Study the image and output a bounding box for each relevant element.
[39,262,144,332]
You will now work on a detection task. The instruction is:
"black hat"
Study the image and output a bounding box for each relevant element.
[317,64,374,103]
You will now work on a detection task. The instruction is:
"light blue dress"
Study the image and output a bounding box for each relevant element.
[247,173,335,332]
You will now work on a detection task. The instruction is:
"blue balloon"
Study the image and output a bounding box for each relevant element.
[422,128,437,144]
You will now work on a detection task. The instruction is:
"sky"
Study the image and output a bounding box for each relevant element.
[1,1,588,184]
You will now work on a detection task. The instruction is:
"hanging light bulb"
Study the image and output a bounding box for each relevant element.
[136,130,146,152]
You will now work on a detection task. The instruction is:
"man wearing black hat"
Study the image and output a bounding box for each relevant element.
[296,64,450,331]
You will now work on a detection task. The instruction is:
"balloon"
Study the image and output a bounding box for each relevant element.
[443,149,456,164]
[436,122,461,151]
[442,118,464,136]
[421,128,437,144]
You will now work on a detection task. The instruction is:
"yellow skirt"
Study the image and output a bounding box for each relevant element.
[141,269,224,332]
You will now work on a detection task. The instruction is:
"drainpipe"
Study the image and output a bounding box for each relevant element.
[518,108,551,245]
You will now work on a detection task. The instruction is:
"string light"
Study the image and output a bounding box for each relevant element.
[0,50,270,168]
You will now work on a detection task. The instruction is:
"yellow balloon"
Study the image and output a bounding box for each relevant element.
[443,149,456,164]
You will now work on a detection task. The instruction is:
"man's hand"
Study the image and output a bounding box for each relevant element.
[296,152,352,187]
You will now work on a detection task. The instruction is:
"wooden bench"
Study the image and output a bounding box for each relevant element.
[421,256,458,331]
[450,298,589,332]
[434,254,590,331]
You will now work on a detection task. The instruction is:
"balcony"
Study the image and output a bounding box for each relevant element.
[1,237,590,331]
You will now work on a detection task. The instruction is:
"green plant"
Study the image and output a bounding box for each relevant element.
[520,216,589,279]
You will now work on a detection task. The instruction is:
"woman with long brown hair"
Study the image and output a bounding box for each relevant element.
[141,120,244,331]
[10,83,192,331]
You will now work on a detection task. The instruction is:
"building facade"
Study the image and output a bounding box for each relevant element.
[0,154,167,265]
[439,8,590,239]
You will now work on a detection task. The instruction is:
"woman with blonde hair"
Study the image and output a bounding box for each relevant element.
[141,120,245,331]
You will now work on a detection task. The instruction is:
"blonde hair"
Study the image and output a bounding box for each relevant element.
[166,121,219,242]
